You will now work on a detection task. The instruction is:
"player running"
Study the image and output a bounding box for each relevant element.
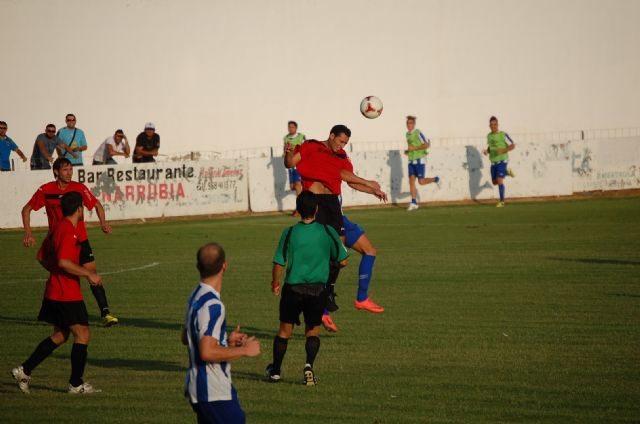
[21,158,119,326]
[284,124,386,312]
[483,116,516,207]
[283,121,306,197]
[267,191,349,385]
[11,192,102,394]
[405,115,440,211]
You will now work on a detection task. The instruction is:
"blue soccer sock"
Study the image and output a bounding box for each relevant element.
[411,198,417,204]
[499,184,505,202]
[357,255,376,302]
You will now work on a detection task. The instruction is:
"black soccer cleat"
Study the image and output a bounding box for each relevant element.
[326,285,339,312]
[265,364,281,383]
[303,364,317,386]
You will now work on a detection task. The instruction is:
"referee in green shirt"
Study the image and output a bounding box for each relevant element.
[267,191,349,385]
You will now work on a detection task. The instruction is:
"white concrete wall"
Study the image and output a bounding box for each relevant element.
[0,159,247,229]
[2,0,639,158]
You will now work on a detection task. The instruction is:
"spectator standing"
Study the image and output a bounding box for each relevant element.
[133,122,160,163]
[0,121,27,171]
[30,124,75,170]
[57,114,88,166]
[93,130,130,165]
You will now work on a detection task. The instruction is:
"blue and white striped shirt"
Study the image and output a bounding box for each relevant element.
[184,283,231,403]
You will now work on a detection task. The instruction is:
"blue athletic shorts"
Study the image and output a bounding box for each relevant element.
[288,167,301,184]
[343,215,365,248]
[407,160,425,178]
[190,387,245,424]
[490,161,508,180]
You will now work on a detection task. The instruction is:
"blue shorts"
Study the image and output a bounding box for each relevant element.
[343,215,365,248]
[288,167,301,184]
[490,161,508,180]
[407,160,425,178]
[190,387,245,424]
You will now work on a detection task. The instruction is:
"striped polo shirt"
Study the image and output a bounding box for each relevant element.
[184,283,231,403]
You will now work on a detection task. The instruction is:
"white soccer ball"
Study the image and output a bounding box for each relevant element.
[360,96,383,119]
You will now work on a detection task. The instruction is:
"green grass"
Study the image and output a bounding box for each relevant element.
[1,197,639,423]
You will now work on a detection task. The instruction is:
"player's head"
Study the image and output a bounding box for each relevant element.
[45,124,56,138]
[60,191,83,218]
[197,242,227,279]
[114,129,125,144]
[65,113,76,128]
[53,158,73,182]
[0,121,7,136]
[287,121,298,135]
[296,190,318,219]
[328,124,351,153]
[406,115,416,131]
[489,116,499,132]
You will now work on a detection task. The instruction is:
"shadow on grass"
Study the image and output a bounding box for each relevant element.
[607,292,640,299]
[87,357,184,372]
[0,381,67,394]
[0,315,45,327]
[232,370,300,386]
[88,315,182,331]
[548,257,640,266]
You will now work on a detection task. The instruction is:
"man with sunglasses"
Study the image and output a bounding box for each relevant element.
[0,121,27,171]
[58,114,88,166]
[30,124,76,170]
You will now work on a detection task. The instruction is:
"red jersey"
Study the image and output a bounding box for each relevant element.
[28,181,97,241]
[43,218,84,301]
[295,140,352,194]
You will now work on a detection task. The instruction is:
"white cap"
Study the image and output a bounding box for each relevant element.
[144,122,155,130]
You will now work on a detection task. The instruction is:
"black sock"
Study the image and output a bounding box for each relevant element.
[328,262,341,287]
[305,336,320,367]
[22,337,59,375]
[69,343,88,387]
[90,285,110,316]
[272,336,289,374]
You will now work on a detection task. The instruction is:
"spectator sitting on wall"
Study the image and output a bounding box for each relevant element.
[93,130,131,165]
[133,122,160,163]
[57,114,88,166]
[0,121,28,171]
[30,124,77,170]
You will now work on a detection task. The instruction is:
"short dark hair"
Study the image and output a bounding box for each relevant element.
[115,129,124,135]
[406,115,416,122]
[0,121,7,127]
[197,243,226,278]
[288,121,298,128]
[330,124,351,138]
[53,157,72,172]
[66,113,76,120]
[61,192,83,217]
[46,124,56,130]
[489,116,498,123]
[296,190,318,219]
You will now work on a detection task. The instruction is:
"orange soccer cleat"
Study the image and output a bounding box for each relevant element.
[321,314,338,332]
[354,297,385,313]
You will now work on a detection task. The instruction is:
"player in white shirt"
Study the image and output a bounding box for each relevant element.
[92,130,130,165]
[182,243,261,424]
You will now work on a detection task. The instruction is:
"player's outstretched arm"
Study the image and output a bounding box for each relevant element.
[199,335,261,362]
[347,182,388,203]
[340,169,381,190]
[21,204,36,247]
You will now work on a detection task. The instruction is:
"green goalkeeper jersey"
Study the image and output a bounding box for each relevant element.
[406,129,428,161]
[487,131,514,163]
[283,133,305,147]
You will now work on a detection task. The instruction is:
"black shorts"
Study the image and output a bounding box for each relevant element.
[279,283,328,327]
[38,298,89,329]
[315,194,344,235]
[79,240,95,265]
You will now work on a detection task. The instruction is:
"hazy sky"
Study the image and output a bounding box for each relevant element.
[2,0,639,156]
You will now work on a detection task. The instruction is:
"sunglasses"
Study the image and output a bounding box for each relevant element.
[0,127,7,130]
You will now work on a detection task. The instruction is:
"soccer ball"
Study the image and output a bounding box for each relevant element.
[360,96,383,119]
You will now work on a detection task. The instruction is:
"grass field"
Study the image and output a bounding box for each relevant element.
[1,196,639,424]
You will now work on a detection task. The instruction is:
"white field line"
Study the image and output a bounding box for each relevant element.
[6,262,161,283]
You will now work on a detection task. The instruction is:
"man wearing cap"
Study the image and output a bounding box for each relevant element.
[133,122,160,163]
